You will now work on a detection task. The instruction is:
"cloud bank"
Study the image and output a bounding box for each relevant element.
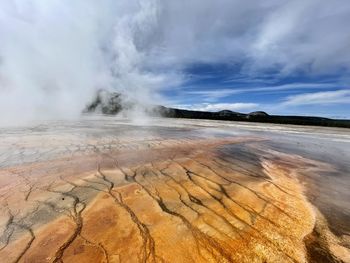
[186,103,259,113]
[283,90,350,106]
[0,0,349,124]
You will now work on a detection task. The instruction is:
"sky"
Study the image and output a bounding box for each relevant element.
[0,0,350,125]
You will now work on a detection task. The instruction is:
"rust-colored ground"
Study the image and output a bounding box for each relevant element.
[0,127,349,262]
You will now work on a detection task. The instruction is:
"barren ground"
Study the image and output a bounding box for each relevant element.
[0,117,349,263]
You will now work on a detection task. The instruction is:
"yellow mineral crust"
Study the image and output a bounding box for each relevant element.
[0,137,349,263]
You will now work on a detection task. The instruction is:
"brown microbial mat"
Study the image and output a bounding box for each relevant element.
[0,118,349,263]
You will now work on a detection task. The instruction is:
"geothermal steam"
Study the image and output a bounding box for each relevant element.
[0,0,169,125]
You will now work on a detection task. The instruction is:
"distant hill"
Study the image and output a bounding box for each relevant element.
[84,90,350,128]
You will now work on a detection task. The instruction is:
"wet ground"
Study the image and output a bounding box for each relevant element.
[0,117,349,262]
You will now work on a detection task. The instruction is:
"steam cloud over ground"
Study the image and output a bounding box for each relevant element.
[1,2,350,262]
[1,0,350,125]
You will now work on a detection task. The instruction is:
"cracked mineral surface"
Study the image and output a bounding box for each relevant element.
[0,117,349,263]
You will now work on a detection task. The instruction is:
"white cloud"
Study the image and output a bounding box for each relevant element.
[185,103,259,112]
[1,0,350,124]
[252,0,350,74]
[184,83,341,101]
[282,90,350,106]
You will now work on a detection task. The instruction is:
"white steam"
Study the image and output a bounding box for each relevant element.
[0,0,171,125]
[1,0,350,125]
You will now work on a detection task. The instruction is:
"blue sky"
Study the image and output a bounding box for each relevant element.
[0,0,350,123]
[162,63,350,118]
